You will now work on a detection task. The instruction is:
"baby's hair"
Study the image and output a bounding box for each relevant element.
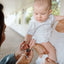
[34,0,52,9]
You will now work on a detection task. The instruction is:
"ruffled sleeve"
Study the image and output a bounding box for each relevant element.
[50,14,56,25]
[27,16,35,35]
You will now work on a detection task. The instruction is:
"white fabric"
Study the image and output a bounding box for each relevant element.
[27,14,55,43]
[36,55,48,64]
[49,22,64,64]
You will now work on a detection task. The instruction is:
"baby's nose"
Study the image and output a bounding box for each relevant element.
[38,14,41,18]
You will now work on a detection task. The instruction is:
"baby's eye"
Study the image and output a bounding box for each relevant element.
[41,13,45,15]
[35,13,38,15]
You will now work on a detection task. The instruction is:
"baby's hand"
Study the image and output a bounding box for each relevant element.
[20,41,29,51]
[29,39,36,49]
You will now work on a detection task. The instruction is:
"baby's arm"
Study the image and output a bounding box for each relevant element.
[55,15,64,21]
[20,34,32,51]
[25,34,32,44]
[41,42,57,62]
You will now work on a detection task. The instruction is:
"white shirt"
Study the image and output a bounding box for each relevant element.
[49,22,64,64]
[27,14,55,43]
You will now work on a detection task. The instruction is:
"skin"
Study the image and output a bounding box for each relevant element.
[16,50,33,64]
[29,2,58,64]
[25,34,32,44]
[25,3,52,59]
[16,41,33,64]
[33,2,57,62]
[25,2,64,64]
[44,58,57,64]
[0,24,33,64]
[29,39,48,57]
[25,1,64,44]
[0,2,64,64]
[33,3,52,23]
[55,19,64,33]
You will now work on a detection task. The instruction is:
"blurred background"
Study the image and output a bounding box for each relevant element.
[0,0,64,37]
[0,0,64,64]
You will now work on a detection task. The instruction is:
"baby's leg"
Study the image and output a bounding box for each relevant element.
[34,43,48,64]
[41,42,57,62]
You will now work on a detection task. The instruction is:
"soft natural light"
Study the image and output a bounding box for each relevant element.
[5,14,16,26]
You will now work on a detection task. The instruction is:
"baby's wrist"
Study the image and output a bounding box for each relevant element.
[33,43,37,48]
[23,40,29,45]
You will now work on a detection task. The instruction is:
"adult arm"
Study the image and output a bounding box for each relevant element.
[41,42,57,62]
[55,15,64,21]
[16,50,33,64]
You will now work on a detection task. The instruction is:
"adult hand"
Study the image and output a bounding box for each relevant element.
[29,39,48,58]
[15,41,29,60]
[16,50,33,64]
[56,19,64,33]
[20,41,29,51]
[45,58,57,64]
[14,48,25,61]
[35,44,48,54]
[30,39,48,55]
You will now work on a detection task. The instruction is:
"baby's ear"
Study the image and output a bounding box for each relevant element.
[49,9,52,15]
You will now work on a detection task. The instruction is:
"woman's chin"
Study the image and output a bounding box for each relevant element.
[0,33,5,46]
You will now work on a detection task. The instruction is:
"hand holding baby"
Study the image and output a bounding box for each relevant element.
[16,50,33,64]
[44,57,57,64]
[29,39,48,57]
[16,41,33,64]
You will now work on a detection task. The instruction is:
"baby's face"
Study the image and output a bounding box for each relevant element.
[33,4,51,23]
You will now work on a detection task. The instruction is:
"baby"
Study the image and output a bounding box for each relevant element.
[24,0,64,64]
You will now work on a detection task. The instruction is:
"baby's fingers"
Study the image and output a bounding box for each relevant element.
[30,39,36,49]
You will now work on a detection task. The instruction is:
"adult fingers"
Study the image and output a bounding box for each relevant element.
[16,54,26,64]
[27,50,33,63]
[20,41,25,47]
[20,41,26,51]
[45,58,56,64]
